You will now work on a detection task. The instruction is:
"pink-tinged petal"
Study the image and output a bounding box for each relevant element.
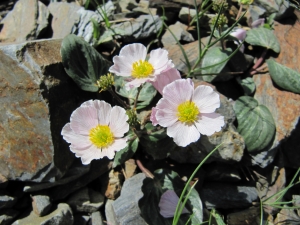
[102,138,128,159]
[109,56,133,77]
[150,107,159,126]
[162,79,194,105]
[156,98,178,111]
[109,106,129,137]
[119,43,147,63]
[251,18,265,28]
[124,77,150,90]
[61,123,92,149]
[230,28,246,41]
[159,190,189,218]
[148,48,171,73]
[192,85,220,113]
[93,100,112,125]
[156,109,178,127]
[71,145,100,165]
[70,105,98,135]
[150,68,181,95]
[167,121,200,147]
[195,112,224,136]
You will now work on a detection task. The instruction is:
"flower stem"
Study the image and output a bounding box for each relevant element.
[136,159,154,178]
[108,88,130,109]
[236,4,243,20]
[250,49,268,75]
[134,84,144,109]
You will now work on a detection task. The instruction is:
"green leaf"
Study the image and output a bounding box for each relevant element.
[91,18,101,40]
[114,76,157,110]
[245,27,280,53]
[234,96,276,153]
[237,77,256,96]
[139,169,203,225]
[267,59,300,94]
[200,47,232,82]
[61,34,110,92]
[113,134,139,168]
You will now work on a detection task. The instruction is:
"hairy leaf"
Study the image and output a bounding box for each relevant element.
[267,59,300,94]
[234,96,276,152]
[61,34,110,92]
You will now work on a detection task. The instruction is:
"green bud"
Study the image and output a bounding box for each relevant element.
[126,109,139,127]
[211,14,228,28]
[212,0,229,12]
[238,0,253,4]
[97,73,114,92]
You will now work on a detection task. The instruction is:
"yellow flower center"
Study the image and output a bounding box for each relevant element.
[131,60,154,78]
[89,125,114,148]
[177,101,199,123]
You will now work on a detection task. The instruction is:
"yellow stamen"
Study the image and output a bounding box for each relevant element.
[89,125,114,148]
[177,101,199,123]
[131,60,154,78]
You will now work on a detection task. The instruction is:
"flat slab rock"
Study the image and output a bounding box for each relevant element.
[0,39,91,182]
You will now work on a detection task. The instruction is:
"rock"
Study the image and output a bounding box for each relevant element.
[253,20,300,168]
[204,162,242,182]
[12,203,74,225]
[274,207,300,225]
[0,194,17,209]
[111,14,162,43]
[104,169,124,200]
[132,0,157,15]
[105,199,118,225]
[161,21,194,47]
[0,209,19,225]
[171,0,202,7]
[67,187,105,213]
[90,211,104,225]
[112,173,147,225]
[0,0,49,43]
[227,207,261,225]
[0,173,8,189]
[0,0,17,23]
[178,7,196,23]
[117,0,138,13]
[199,182,258,209]
[32,195,52,217]
[0,39,88,182]
[73,214,90,225]
[124,159,137,179]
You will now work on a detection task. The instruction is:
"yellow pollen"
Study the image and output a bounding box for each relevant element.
[177,101,200,123]
[89,125,114,148]
[131,60,154,78]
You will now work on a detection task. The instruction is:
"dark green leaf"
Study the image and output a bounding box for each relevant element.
[200,47,232,82]
[139,169,203,225]
[114,76,157,109]
[245,27,280,53]
[234,96,276,152]
[113,134,139,168]
[61,34,110,92]
[267,59,300,94]
[238,77,256,95]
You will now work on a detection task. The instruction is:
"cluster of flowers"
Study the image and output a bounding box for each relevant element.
[62,43,224,165]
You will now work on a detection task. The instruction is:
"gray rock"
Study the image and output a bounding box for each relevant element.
[0,194,17,209]
[105,199,118,225]
[111,14,162,43]
[161,21,194,47]
[12,203,74,225]
[0,0,49,43]
[200,182,258,209]
[117,0,138,13]
[132,0,157,15]
[0,39,90,182]
[178,7,196,23]
[90,211,104,225]
[67,187,105,213]
[113,173,147,225]
[74,214,90,225]
[205,163,242,182]
[0,209,19,225]
[32,195,52,216]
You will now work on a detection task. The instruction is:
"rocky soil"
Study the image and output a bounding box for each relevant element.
[0,0,300,225]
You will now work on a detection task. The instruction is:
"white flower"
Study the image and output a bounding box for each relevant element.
[159,190,189,218]
[151,79,224,147]
[230,28,247,53]
[61,100,129,165]
[109,43,173,90]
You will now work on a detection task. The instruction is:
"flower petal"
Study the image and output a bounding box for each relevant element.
[159,190,189,218]
[162,79,194,105]
[125,77,150,90]
[155,98,178,127]
[150,107,159,126]
[167,121,200,147]
[61,123,92,149]
[102,138,128,159]
[109,56,133,77]
[230,28,246,41]
[195,112,224,136]
[150,68,181,95]
[148,48,171,74]
[109,106,129,137]
[192,85,220,113]
[93,100,112,125]
[70,104,98,135]
[71,145,100,165]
